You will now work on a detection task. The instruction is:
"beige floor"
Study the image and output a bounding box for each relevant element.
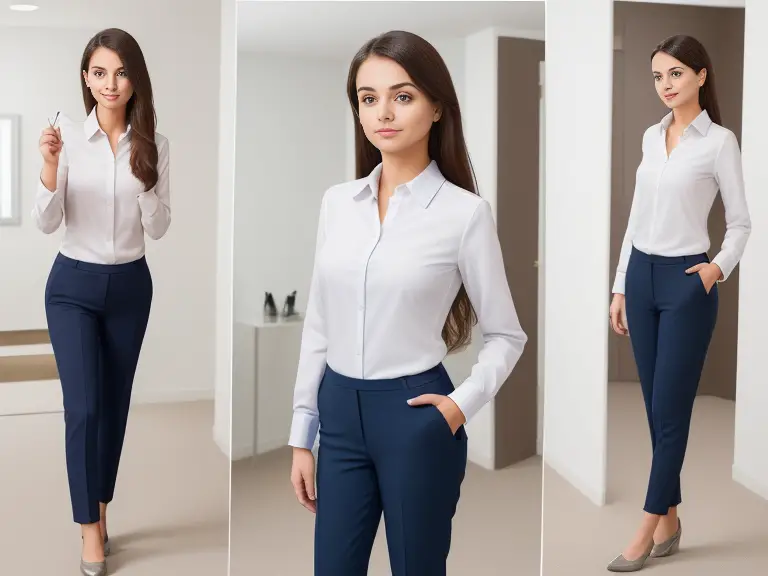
[231,447,542,575]
[542,382,768,575]
[0,400,229,575]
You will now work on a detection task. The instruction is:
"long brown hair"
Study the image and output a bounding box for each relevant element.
[346,30,478,353]
[81,28,158,191]
[652,34,722,125]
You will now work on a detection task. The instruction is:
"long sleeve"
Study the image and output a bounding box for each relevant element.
[288,191,329,450]
[32,146,68,234]
[711,130,751,282]
[448,199,528,423]
[137,137,171,240]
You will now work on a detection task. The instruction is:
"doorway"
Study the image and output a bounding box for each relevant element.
[495,36,545,468]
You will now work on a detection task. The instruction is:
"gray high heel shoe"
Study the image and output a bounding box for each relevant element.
[606,541,654,572]
[80,558,107,576]
[650,518,681,558]
[104,536,111,557]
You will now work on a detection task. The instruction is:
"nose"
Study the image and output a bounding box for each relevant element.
[377,100,394,122]
[106,75,118,91]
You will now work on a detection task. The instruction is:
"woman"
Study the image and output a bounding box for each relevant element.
[288,30,527,576]
[34,28,170,576]
[607,35,750,572]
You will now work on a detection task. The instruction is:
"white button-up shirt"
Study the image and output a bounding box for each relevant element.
[32,108,171,264]
[613,110,750,294]
[289,160,528,450]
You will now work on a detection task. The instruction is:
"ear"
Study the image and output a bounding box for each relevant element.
[433,106,442,122]
[698,68,707,87]
[82,70,89,88]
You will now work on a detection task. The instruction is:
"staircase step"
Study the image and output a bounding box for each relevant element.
[0,354,59,383]
[0,330,51,347]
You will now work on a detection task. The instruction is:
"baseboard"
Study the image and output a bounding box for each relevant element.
[256,437,288,456]
[0,379,214,417]
[132,387,214,405]
[0,344,53,356]
[468,446,494,470]
[733,464,768,502]
[214,422,232,460]
[230,436,254,461]
[544,450,606,507]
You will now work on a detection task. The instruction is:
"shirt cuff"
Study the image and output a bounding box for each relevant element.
[137,191,160,217]
[711,253,734,283]
[288,411,320,450]
[448,379,486,424]
[612,271,626,295]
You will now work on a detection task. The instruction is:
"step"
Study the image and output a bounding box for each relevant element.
[0,354,59,383]
[0,329,50,347]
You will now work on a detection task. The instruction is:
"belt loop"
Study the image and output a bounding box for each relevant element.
[400,377,409,389]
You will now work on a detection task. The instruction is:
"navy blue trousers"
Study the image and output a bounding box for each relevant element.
[625,246,718,515]
[315,363,468,576]
[45,252,153,524]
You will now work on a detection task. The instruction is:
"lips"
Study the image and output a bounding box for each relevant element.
[376,128,400,135]
[101,94,120,101]
[664,93,678,100]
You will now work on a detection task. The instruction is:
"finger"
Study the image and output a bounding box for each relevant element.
[406,393,439,406]
[303,469,316,501]
[685,264,702,274]
[41,135,58,145]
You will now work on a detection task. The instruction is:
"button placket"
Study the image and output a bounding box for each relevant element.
[356,202,383,375]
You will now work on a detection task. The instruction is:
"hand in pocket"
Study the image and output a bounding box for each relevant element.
[407,394,465,435]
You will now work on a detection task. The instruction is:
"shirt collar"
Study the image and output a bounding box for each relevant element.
[354,160,447,209]
[83,106,132,141]
[659,108,712,136]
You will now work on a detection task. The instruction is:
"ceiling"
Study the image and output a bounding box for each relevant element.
[237,0,545,58]
[0,0,183,28]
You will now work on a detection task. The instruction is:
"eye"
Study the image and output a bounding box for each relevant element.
[653,75,661,82]
[671,70,682,78]
[94,70,104,78]
[361,95,375,105]
[118,70,128,77]
[395,93,412,103]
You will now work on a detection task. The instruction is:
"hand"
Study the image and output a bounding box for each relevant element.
[609,293,628,336]
[407,394,466,435]
[290,447,316,513]
[686,262,722,294]
[39,126,62,165]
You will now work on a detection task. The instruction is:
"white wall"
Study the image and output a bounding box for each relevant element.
[543,0,612,505]
[0,7,222,404]
[233,53,348,325]
[733,0,768,500]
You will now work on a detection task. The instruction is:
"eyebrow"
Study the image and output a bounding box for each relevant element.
[90,66,125,71]
[652,66,684,74]
[357,82,418,93]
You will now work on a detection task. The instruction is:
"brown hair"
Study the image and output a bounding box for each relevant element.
[652,34,722,125]
[346,30,478,353]
[81,28,158,191]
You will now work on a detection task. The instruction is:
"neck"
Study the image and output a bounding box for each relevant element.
[671,101,702,129]
[378,145,431,198]
[95,104,128,136]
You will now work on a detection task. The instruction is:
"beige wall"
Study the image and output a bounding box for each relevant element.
[609,2,744,400]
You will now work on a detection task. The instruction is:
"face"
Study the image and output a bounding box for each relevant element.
[355,55,441,157]
[651,50,705,111]
[82,47,134,110]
